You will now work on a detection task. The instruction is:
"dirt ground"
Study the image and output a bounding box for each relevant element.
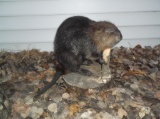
[0,45,160,119]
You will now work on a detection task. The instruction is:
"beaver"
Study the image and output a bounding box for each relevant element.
[34,16,122,98]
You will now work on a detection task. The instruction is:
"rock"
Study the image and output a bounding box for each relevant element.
[55,107,69,119]
[101,112,119,119]
[81,110,92,119]
[35,65,44,71]
[24,95,33,105]
[130,83,139,91]
[97,101,107,109]
[48,103,57,113]
[36,108,44,116]
[139,107,151,118]
[21,113,29,118]
[51,95,62,103]
[28,106,37,118]
[96,113,102,119]
[0,74,12,84]
[20,107,31,118]
[112,88,126,95]
[123,58,133,65]
[63,61,110,89]
[0,104,3,110]
[118,108,127,118]
[4,100,9,108]
[46,76,53,82]
[62,93,70,100]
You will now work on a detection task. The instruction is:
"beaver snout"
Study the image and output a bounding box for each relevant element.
[118,30,123,40]
[115,29,123,43]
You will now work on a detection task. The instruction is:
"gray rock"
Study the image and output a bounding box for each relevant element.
[63,62,111,89]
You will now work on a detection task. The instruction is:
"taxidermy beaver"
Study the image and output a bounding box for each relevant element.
[34,16,122,98]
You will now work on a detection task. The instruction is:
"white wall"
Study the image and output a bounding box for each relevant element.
[0,0,160,51]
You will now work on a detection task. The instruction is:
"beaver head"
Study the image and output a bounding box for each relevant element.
[91,21,122,52]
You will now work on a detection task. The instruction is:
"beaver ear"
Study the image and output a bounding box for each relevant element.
[105,28,115,34]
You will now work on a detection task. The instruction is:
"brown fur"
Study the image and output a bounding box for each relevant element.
[89,21,122,52]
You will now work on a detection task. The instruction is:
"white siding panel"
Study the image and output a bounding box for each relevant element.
[0,43,54,52]
[0,30,55,43]
[1,12,160,30]
[0,0,160,51]
[1,26,160,43]
[115,39,160,48]
[0,0,160,16]
[120,26,160,39]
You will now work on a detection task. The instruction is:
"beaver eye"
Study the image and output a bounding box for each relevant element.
[105,28,115,34]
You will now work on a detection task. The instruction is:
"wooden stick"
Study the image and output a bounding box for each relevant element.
[101,48,111,83]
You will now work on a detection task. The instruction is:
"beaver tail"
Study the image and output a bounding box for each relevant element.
[34,71,63,99]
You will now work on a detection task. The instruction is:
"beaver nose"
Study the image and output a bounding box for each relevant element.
[116,29,123,40]
[119,32,123,40]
